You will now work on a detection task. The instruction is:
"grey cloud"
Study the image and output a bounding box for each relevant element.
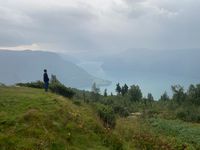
[33,8,99,50]
[0,4,99,50]
[0,0,200,52]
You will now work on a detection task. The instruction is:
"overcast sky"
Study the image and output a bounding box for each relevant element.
[0,0,200,54]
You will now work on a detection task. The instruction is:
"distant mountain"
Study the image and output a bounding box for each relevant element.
[0,50,111,88]
[102,48,200,80]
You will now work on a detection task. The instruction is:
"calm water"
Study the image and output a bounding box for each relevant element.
[84,75,200,100]
[77,61,200,100]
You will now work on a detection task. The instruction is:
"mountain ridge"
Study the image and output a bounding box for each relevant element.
[0,50,111,88]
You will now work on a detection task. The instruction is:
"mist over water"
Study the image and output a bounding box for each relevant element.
[101,76,200,100]
[78,51,200,99]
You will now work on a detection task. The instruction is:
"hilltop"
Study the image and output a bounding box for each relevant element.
[1,86,200,150]
[0,86,118,150]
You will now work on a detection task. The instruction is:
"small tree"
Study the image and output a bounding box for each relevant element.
[147,93,154,101]
[96,104,116,128]
[104,89,108,97]
[116,83,121,95]
[121,86,126,96]
[160,91,170,101]
[171,85,186,104]
[187,84,200,105]
[121,84,129,96]
[147,93,154,106]
[128,85,142,102]
[124,84,129,94]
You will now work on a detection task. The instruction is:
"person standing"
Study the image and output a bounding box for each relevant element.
[43,69,49,92]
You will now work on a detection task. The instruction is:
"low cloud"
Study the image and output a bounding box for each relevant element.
[0,0,200,53]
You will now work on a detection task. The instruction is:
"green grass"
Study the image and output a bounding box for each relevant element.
[113,115,200,150]
[148,118,200,149]
[0,86,111,150]
[1,86,200,150]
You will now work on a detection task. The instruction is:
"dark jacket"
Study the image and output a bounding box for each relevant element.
[43,73,49,83]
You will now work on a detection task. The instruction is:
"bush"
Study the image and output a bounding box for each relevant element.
[176,106,200,123]
[17,81,75,99]
[96,104,116,128]
[49,83,75,99]
[16,81,44,89]
[113,105,129,117]
[145,109,160,118]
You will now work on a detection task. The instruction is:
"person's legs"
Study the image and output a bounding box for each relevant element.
[44,82,49,92]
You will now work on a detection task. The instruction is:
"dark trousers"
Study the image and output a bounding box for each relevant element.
[44,82,49,92]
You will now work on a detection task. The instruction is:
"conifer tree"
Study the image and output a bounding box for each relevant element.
[116,83,121,95]
[104,89,108,97]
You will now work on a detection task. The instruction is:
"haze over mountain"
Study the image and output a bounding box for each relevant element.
[71,48,200,98]
[102,49,200,79]
[0,50,111,88]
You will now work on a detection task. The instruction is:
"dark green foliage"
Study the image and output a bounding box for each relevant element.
[16,81,44,89]
[104,89,108,97]
[96,104,116,128]
[187,84,200,105]
[121,88,126,96]
[147,93,154,102]
[121,84,129,96]
[113,105,129,117]
[159,91,170,101]
[147,93,154,106]
[17,80,75,99]
[171,85,186,104]
[102,98,114,106]
[115,83,121,95]
[176,106,200,122]
[49,83,74,99]
[128,85,142,102]
[124,84,128,93]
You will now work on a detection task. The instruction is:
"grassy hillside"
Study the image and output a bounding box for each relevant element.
[114,116,200,150]
[1,86,200,150]
[0,86,117,150]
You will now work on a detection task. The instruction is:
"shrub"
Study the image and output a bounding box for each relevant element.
[145,109,159,118]
[113,105,129,117]
[17,81,75,99]
[49,83,74,99]
[16,81,44,89]
[96,104,116,128]
[176,108,200,123]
